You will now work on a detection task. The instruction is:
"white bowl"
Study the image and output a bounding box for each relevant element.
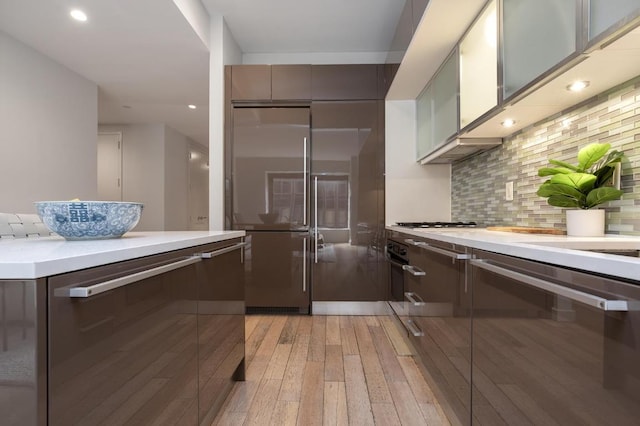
[34,201,143,240]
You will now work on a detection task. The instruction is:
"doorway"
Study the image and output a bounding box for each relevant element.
[97,132,122,201]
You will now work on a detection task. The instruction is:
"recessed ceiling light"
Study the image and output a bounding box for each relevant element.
[188,104,197,109]
[501,118,516,128]
[567,80,590,92]
[70,9,87,22]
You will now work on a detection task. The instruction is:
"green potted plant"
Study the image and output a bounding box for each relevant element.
[537,142,624,236]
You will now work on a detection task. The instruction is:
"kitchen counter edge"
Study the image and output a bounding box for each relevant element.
[0,231,246,279]
[387,226,640,282]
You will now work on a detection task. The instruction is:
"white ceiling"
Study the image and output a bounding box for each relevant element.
[0,0,406,147]
[202,0,405,55]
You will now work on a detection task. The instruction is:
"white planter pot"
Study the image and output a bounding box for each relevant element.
[566,209,605,237]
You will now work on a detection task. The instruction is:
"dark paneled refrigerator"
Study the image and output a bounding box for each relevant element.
[229,103,385,313]
[230,107,311,313]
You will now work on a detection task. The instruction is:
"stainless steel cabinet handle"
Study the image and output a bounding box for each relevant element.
[405,238,470,260]
[404,319,424,337]
[200,242,247,258]
[303,137,308,225]
[302,237,307,292]
[58,256,202,298]
[314,176,318,264]
[405,291,426,306]
[402,264,426,276]
[471,259,629,312]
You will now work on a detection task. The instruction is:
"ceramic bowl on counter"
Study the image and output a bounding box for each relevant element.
[34,201,143,240]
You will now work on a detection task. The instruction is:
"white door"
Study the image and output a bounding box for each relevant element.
[188,145,209,230]
[97,132,122,201]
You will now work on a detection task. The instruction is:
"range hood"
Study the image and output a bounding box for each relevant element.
[419,138,502,164]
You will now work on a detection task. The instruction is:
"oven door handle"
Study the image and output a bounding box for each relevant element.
[405,291,426,306]
[402,264,426,276]
[405,239,471,260]
[471,259,629,312]
[386,255,406,269]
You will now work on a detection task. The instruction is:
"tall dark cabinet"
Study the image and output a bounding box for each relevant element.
[226,64,386,311]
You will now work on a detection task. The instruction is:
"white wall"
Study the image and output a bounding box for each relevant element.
[164,125,190,230]
[209,15,242,230]
[242,51,388,64]
[0,31,97,213]
[99,123,165,230]
[385,100,451,225]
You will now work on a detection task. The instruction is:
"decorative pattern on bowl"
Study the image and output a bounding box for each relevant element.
[34,201,143,240]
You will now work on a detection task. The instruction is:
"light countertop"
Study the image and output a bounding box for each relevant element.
[0,231,245,279]
[387,226,640,282]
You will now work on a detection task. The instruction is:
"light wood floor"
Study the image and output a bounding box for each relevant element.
[212,315,450,425]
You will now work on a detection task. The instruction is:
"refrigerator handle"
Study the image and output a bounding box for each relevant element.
[303,136,308,226]
[314,176,318,264]
[302,237,307,292]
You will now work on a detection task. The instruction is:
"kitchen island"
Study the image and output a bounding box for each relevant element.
[387,226,640,425]
[0,231,246,426]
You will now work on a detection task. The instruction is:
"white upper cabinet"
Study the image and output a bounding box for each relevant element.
[502,0,578,100]
[459,0,498,129]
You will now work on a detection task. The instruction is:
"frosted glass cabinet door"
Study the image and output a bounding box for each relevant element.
[432,53,458,146]
[502,0,577,99]
[416,83,433,160]
[459,0,497,128]
[589,0,640,42]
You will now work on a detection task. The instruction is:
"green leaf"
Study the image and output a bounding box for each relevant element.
[585,187,624,208]
[547,195,582,208]
[549,173,597,192]
[593,165,615,187]
[536,183,586,201]
[577,143,610,170]
[538,167,573,176]
[548,159,579,171]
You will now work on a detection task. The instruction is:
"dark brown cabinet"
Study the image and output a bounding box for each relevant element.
[401,236,472,425]
[230,65,311,101]
[40,240,245,426]
[230,65,271,101]
[272,65,312,100]
[311,64,381,100]
[470,250,640,425]
[197,239,246,425]
[48,247,201,425]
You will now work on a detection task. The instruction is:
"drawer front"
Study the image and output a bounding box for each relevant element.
[48,247,199,425]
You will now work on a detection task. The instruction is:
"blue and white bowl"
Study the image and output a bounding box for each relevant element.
[34,201,143,240]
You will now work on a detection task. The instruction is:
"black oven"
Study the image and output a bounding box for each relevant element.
[386,239,408,305]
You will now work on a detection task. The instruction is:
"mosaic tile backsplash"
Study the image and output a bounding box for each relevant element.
[452,77,640,236]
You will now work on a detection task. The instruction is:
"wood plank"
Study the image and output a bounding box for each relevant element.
[270,400,299,426]
[370,402,401,426]
[339,316,359,355]
[279,316,301,344]
[297,315,313,336]
[379,316,413,356]
[244,315,261,340]
[324,344,344,382]
[298,361,325,426]
[369,324,406,383]
[325,316,341,346]
[397,356,451,424]
[279,334,310,402]
[323,381,349,426]
[263,343,293,380]
[388,380,429,426]
[343,355,374,425]
[215,380,259,414]
[308,315,327,362]
[244,379,282,426]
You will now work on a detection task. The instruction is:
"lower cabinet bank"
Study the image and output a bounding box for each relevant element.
[389,230,640,425]
[0,237,245,425]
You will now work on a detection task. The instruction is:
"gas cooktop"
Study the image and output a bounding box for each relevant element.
[395,221,478,228]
